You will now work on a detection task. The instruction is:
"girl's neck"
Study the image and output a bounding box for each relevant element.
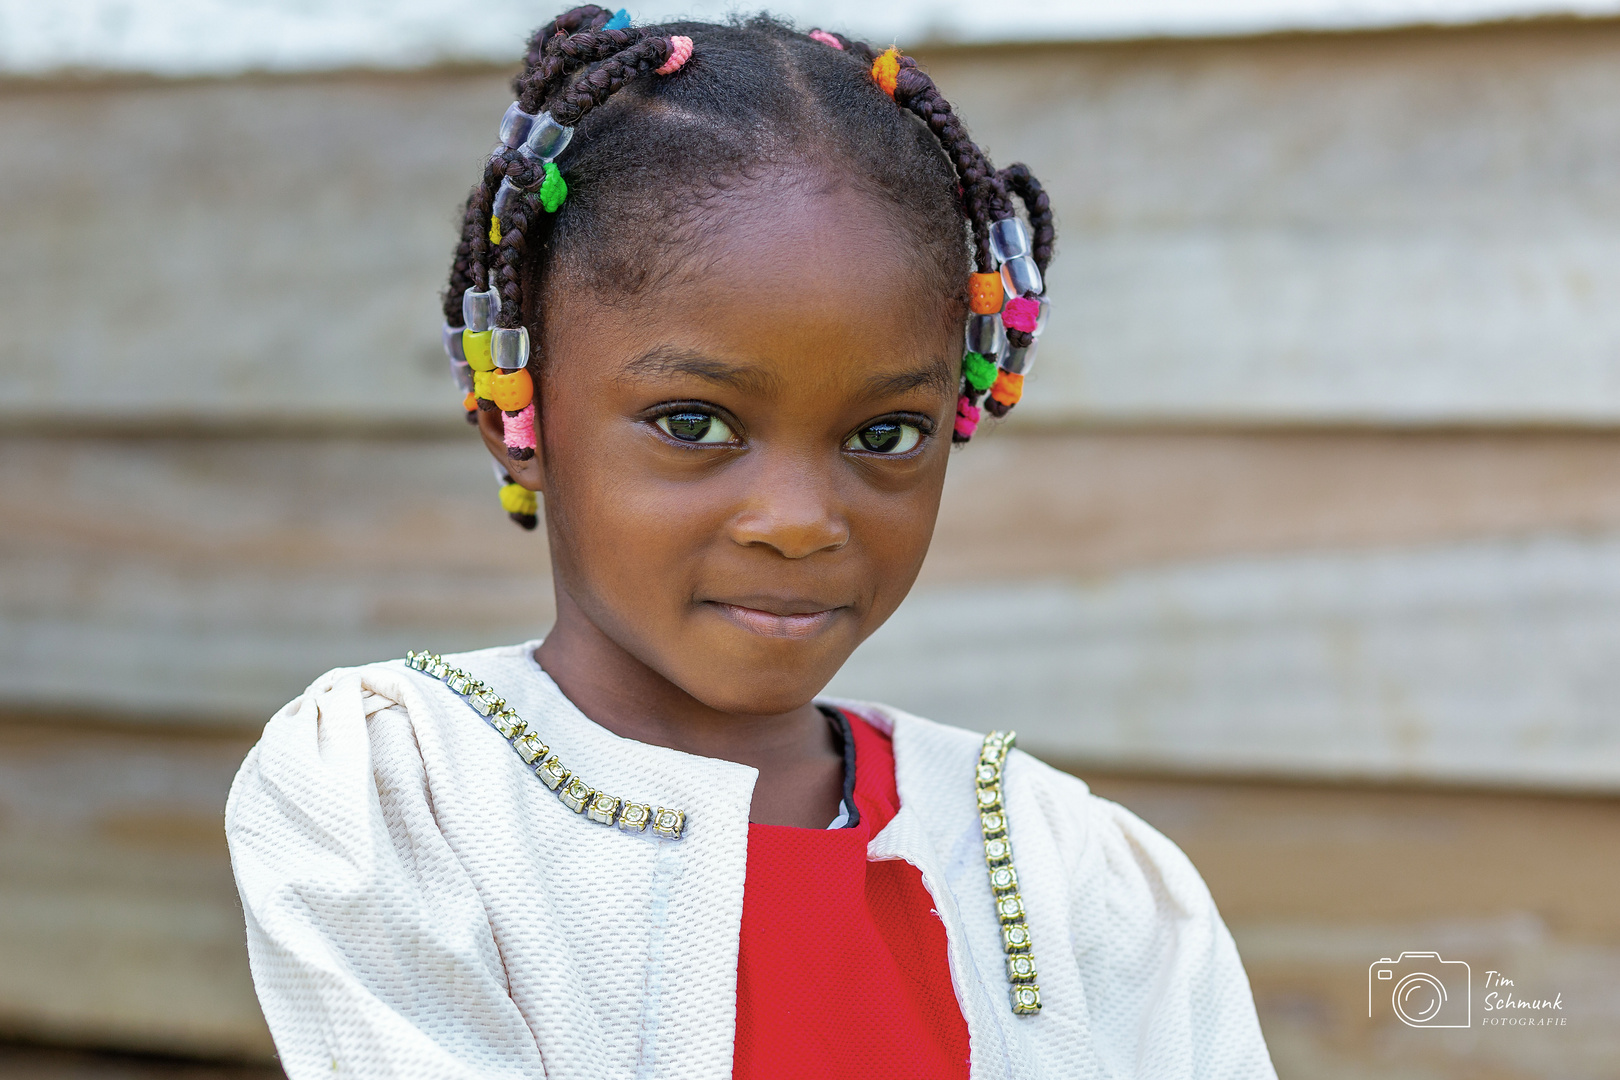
[535,590,845,828]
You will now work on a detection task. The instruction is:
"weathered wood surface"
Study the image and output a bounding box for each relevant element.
[833,532,1620,788]
[0,724,272,1059]
[9,23,1620,426]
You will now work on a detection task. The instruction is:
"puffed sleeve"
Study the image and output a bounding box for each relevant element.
[225,668,545,1080]
[1058,772,1276,1080]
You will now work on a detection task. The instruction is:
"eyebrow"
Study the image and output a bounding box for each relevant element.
[618,347,782,396]
[619,346,956,400]
[861,357,957,399]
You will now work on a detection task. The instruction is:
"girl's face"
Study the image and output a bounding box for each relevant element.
[485,174,961,718]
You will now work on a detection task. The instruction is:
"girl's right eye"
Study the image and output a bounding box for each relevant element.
[655,411,735,444]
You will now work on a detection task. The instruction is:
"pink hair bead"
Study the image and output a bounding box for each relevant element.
[1002,296,1040,334]
[954,396,981,439]
[504,402,537,460]
[809,30,843,49]
[656,36,694,75]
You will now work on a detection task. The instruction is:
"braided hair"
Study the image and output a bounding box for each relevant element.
[442,8,1056,528]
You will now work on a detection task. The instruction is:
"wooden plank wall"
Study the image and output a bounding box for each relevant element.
[2,21,1618,1078]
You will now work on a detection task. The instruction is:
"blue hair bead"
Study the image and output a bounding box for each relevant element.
[604,9,631,30]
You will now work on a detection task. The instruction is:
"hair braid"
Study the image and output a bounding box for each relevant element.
[999,162,1054,273]
[519,5,614,91]
[548,37,681,126]
[521,25,658,112]
[442,159,501,320]
[889,58,1011,271]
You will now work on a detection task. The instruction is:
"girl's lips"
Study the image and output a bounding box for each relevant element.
[708,602,839,639]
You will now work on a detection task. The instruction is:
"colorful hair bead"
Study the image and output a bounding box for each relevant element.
[499,481,538,517]
[872,47,901,98]
[1002,296,1040,334]
[539,162,568,213]
[999,339,1038,376]
[991,370,1024,408]
[492,369,534,413]
[954,395,981,440]
[462,390,479,415]
[462,287,500,332]
[962,351,999,392]
[463,329,495,371]
[603,8,632,30]
[656,36,694,76]
[473,368,496,402]
[809,29,843,49]
[504,402,538,461]
[1000,254,1043,298]
[969,273,1005,314]
[966,313,1004,357]
[989,218,1032,264]
[520,113,573,164]
[492,326,529,370]
[499,102,536,149]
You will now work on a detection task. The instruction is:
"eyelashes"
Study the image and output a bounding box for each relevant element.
[646,403,933,457]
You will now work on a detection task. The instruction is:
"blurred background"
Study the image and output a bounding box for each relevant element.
[3,0,1620,1076]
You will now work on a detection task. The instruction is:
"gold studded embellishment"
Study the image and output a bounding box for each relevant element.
[406,651,686,840]
[979,730,1041,1015]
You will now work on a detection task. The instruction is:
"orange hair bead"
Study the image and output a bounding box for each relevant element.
[969,272,1005,314]
[462,391,478,413]
[491,368,534,412]
[871,47,901,98]
[990,370,1025,408]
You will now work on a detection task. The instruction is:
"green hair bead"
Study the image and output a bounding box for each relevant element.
[539,162,568,213]
[963,351,998,392]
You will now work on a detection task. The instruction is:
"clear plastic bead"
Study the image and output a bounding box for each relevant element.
[520,112,574,163]
[450,358,474,392]
[491,177,519,224]
[462,287,501,332]
[1033,295,1050,335]
[441,323,465,363]
[493,326,530,370]
[999,337,1039,376]
[965,313,1004,357]
[989,217,1031,264]
[1000,254,1043,298]
[499,102,536,148]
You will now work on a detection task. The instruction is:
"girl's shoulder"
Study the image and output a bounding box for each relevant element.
[224,643,542,837]
[823,696,1221,918]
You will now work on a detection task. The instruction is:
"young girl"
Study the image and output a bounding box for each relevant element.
[226,9,1275,1078]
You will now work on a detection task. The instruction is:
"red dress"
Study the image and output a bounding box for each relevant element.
[732,713,971,1079]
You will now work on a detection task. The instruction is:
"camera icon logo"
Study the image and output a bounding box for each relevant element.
[1369,952,1471,1028]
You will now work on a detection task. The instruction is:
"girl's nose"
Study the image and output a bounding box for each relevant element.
[727,457,851,560]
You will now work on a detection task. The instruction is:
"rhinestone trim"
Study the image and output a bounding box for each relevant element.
[979,730,1040,1015]
[406,651,686,840]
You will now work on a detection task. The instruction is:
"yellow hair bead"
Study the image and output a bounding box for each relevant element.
[491,368,534,412]
[488,216,501,246]
[499,482,537,516]
[473,368,495,400]
[463,329,495,371]
[872,47,901,98]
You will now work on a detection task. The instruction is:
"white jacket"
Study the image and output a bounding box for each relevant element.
[226,642,1275,1080]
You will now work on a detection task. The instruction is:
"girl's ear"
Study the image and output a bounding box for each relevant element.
[476,405,545,492]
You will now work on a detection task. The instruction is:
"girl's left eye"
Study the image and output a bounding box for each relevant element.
[845,421,922,455]
[656,410,735,444]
